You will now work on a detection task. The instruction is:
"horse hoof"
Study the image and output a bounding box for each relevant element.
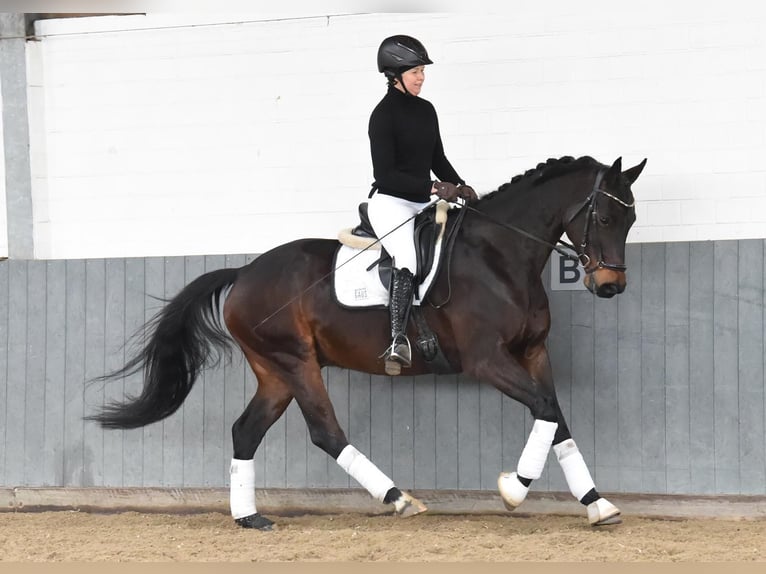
[235,513,275,531]
[587,498,621,526]
[394,492,428,517]
[497,471,528,510]
[594,514,622,526]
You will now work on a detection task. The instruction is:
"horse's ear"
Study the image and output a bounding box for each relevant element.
[606,157,622,180]
[623,158,647,185]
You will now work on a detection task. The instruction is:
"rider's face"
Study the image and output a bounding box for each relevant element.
[396,66,426,96]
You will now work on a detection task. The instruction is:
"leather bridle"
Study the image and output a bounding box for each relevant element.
[564,169,635,273]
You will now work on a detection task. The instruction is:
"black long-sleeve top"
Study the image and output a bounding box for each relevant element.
[368,86,464,203]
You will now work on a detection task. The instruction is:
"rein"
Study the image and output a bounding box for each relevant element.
[253,168,635,329]
[463,204,581,262]
[465,168,634,271]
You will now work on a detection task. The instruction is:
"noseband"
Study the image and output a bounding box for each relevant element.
[565,169,635,273]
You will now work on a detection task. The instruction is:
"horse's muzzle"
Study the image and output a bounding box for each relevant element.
[583,268,626,298]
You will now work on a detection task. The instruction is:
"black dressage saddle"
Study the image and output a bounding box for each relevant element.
[351,202,441,288]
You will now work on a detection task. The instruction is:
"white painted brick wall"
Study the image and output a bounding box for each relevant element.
[18,5,766,258]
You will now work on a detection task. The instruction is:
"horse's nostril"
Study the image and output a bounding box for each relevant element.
[598,283,619,298]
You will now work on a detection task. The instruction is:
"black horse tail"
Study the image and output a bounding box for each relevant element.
[86,267,240,429]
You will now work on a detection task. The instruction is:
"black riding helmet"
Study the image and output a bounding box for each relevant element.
[377,35,433,78]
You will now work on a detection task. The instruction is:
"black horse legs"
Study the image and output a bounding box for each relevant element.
[228,361,294,530]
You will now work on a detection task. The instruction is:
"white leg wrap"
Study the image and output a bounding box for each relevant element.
[336,445,395,502]
[554,439,596,500]
[517,419,558,480]
[229,458,257,519]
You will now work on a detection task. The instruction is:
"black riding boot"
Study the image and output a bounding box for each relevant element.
[383,267,415,376]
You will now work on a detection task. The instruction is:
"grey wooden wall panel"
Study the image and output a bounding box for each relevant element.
[63,260,85,486]
[762,239,766,495]
[569,290,595,488]
[457,376,480,489]
[664,242,691,494]
[713,242,740,493]
[593,295,620,492]
[434,375,458,489]
[182,256,205,487]
[103,259,125,486]
[391,375,414,489]
[479,380,502,490]
[689,242,716,494]
[641,243,667,493]
[24,261,46,486]
[347,369,372,474]
[142,257,164,486]
[122,258,145,487]
[369,374,393,483]
[413,374,436,489]
[738,240,765,494]
[1,240,765,497]
[84,259,106,487]
[617,244,643,492]
[0,257,8,486]
[6,261,27,486]
[44,260,66,486]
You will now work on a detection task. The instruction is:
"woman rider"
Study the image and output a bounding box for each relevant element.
[367,34,477,375]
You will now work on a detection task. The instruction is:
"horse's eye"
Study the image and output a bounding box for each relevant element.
[599,215,610,226]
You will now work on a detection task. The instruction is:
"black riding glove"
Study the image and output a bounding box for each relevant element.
[432,181,459,202]
[457,184,478,202]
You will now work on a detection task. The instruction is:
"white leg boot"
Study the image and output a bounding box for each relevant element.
[498,420,557,510]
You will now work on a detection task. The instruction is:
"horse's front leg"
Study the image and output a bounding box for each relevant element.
[514,344,620,526]
[469,343,620,526]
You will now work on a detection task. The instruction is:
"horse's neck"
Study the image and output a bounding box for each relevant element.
[473,177,588,274]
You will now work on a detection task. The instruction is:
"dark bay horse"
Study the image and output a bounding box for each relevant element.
[89,155,646,530]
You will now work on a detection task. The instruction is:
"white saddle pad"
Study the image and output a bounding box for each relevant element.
[333,235,445,308]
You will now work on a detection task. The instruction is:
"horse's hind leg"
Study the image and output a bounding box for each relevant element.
[287,357,427,518]
[229,350,294,530]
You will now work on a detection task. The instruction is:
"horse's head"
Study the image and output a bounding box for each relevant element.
[564,157,646,298]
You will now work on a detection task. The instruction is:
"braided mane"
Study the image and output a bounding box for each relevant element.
[480,155,598,202]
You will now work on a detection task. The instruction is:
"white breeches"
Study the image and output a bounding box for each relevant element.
[367,193,432,273]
